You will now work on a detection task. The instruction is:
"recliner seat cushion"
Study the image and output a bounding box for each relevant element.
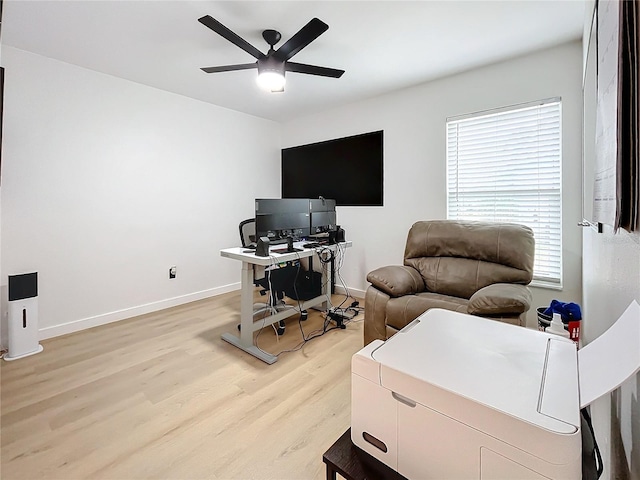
[385,292,468,332]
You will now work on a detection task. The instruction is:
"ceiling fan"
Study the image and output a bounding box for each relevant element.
[198,15,345,93]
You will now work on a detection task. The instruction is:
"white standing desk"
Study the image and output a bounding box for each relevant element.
[220,241,352,364]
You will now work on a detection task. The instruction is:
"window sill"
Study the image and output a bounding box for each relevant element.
[530,280,563,291]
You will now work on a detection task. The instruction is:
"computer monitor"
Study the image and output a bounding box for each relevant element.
[309,198,337,235]
[255,198,311,240]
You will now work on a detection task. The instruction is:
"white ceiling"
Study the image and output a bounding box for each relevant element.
[1,1,585,122]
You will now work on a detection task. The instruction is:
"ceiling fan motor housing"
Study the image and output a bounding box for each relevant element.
[262,29,282,48]
[258,55,285,76]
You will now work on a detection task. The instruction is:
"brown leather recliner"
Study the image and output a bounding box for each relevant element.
[364,220,535,345]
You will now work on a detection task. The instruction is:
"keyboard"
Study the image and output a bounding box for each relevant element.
[268,238,290,245]
[272,247,304,254]
[302,242,327,249]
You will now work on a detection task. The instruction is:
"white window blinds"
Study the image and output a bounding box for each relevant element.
[446,99,562,287]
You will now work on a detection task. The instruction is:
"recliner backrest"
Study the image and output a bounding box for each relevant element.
[404,220,535,299]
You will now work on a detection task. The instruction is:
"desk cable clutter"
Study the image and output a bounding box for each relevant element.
[220,240,354,364]
[256,244,359,357]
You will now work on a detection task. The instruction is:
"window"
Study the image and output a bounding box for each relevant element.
[446,99,562,287]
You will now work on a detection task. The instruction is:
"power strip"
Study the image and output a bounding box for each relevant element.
[327,308,354,328]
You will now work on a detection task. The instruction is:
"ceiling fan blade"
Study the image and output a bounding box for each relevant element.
[198,15,264,60]
[200,63,257,74]
[285,62,345,78]
[273,18,328,62]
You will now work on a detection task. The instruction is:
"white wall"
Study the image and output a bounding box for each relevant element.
[583,227,640,479]
[282,41,584,327]
[0,42,3,349]
[581,3,640,479]
[0,47,281,344]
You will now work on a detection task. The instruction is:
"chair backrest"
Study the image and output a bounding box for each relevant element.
[239,218,256,247]
[404,220,535,299]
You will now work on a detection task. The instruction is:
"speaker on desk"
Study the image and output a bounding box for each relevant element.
[335,226,345,243]
[255,237,270,257]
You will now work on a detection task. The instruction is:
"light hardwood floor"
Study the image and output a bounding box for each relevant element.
[1,291,365,479]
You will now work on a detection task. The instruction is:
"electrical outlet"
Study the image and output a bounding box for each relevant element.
[169,266,176,279]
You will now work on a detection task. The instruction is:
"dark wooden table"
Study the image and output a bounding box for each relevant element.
[322,428,408,480]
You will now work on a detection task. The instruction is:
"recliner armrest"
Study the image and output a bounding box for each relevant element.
[467,283,532,315]
[366,265,425,297]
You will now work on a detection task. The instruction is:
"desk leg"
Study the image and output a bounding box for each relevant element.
[239,262,254,345]
[331,257,335,294]
[221,261,278,364]
[322,261,331,310]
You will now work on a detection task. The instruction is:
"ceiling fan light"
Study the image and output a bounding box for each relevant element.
[257,71,286,92]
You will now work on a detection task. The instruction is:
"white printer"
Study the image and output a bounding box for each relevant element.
[351,303,640,480]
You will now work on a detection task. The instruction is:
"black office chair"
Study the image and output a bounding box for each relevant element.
[238,219,305,335]
[239,218,257,248]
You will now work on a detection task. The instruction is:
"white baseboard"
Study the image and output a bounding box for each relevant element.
[38,281,362,341]
[334,284,366,299]
[39,283,240,340]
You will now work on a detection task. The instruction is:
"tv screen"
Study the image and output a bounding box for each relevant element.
[282,131,383,206]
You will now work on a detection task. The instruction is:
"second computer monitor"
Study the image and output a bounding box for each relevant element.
[310,198,337,234]
[255,198,311,240]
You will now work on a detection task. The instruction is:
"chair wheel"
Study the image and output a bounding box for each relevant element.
[300,311,308,321]
[276,326,285,336]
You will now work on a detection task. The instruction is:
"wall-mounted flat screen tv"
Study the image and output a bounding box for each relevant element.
[281,130,383,206]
